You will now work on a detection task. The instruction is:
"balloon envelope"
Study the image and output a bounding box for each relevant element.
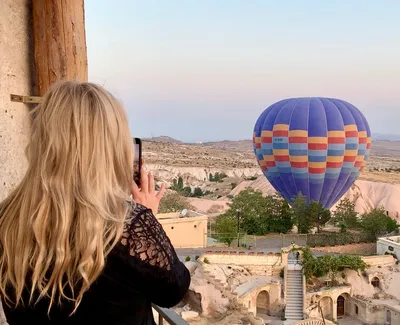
[253,98,371,208]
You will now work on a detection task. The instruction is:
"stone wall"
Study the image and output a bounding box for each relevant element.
[158,215,208,248]
[0,2,34,324]
[312,242,376,255]
[347,297,400,325]
[377,236,400,257]
[361,255,396,267]
[237,282,282,317]
[305,286,352,322]
[201,251,283,276]
[0,0,34,201]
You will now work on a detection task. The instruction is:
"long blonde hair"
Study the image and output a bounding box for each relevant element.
[0,81,133,313]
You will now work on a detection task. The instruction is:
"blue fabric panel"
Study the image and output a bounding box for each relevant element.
[253,97,370,209]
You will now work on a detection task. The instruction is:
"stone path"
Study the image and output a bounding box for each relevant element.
[337,316,364,325]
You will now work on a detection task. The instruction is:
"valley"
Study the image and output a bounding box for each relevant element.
[143,137,400,217]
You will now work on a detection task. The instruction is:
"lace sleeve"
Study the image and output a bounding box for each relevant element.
[120,203,178,271]
[113,203,190,308]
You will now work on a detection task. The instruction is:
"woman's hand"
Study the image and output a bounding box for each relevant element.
[132,167,166,215]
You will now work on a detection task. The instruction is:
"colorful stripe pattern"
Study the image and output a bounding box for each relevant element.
[253,97,371,208]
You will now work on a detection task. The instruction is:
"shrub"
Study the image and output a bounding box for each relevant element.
[245,176,258,181]
[159,192,193,213]
[185,256,191,262]
[301,247,366,283]
[209,172,228,182]
[203,258,210,264]
[306,231,374,247]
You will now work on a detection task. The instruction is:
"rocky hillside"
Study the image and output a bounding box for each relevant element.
[229,177,400,219]
[143,138,400,217]
[143,138,400,183]
[147,163,261,187]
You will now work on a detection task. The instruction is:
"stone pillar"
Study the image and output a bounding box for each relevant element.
[281,251,288,304]
[333,301,338,321]
[0,1,35,201]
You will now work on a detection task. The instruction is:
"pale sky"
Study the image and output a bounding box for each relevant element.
[85,0,400,142]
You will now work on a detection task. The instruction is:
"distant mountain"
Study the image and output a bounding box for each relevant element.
[372,133,400,141]
[143,136,183,144]
[144,133,400,147]
[202,140,253,151]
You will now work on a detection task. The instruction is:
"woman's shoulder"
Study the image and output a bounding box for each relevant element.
[112,202,174,268]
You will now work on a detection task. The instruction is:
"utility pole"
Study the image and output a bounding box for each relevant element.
[237,209,241,247]
[32,0,88,95]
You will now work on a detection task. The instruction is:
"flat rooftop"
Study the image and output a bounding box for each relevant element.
[378,235,400,243]
[156,210,206,220]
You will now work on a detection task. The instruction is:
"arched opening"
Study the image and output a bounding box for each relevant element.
[337,295,346,317]
[319,296,333,321]
[248,301,251,309]
[355,305,358,315]
[256,290,270,316]
[371,277,380,288]
[387,310,391,324]
[287,251,300,265]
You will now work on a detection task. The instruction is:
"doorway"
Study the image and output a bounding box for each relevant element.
[256,290,270,316]
[387,310,391,324]
[337,295,345,317]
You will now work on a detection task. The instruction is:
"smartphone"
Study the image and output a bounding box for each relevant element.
[133,138,142,185]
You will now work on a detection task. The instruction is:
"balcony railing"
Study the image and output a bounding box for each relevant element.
[289,319,324,325]
[152,304,189,325]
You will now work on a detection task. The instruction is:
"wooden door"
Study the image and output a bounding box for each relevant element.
[337,296,345,317]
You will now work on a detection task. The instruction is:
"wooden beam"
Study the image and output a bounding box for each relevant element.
[10,94,42,104]
[32,0,88,96]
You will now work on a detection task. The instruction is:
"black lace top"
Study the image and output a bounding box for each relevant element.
[2,203,191,325]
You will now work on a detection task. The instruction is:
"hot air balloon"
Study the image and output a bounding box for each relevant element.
[253,98,371,208]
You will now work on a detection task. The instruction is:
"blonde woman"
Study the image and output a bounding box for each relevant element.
[0,81,190,324]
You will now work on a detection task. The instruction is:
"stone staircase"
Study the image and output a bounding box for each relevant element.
[285,269,304,321]
[200,263,265,325]
[201,264,242,310]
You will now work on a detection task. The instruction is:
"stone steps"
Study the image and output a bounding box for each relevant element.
[285,269,304,321]
[201,264,248,313]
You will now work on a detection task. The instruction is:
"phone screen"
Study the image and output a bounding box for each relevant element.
[133,138,142,185]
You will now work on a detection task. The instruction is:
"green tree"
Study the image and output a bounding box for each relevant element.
[331,198,359,230]
[159,192,192,213]
[214,214,237,246]
[193,187,204,197]
[177,176,184,189]
[291,193,310,233]
[181,186,192,197]
[209,172,228,183]
[170,177,199,197]
[275,199,295,233]
[170,176,184,192]
[221,188,266,235]
[221,189,294,235]
[304,201,331,233]
[264,195,294,234]
[360,207,399,240]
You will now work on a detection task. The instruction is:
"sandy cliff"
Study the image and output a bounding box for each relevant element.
[230,177,400,218]
[147,164,261,185]
[146,163,399,218]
